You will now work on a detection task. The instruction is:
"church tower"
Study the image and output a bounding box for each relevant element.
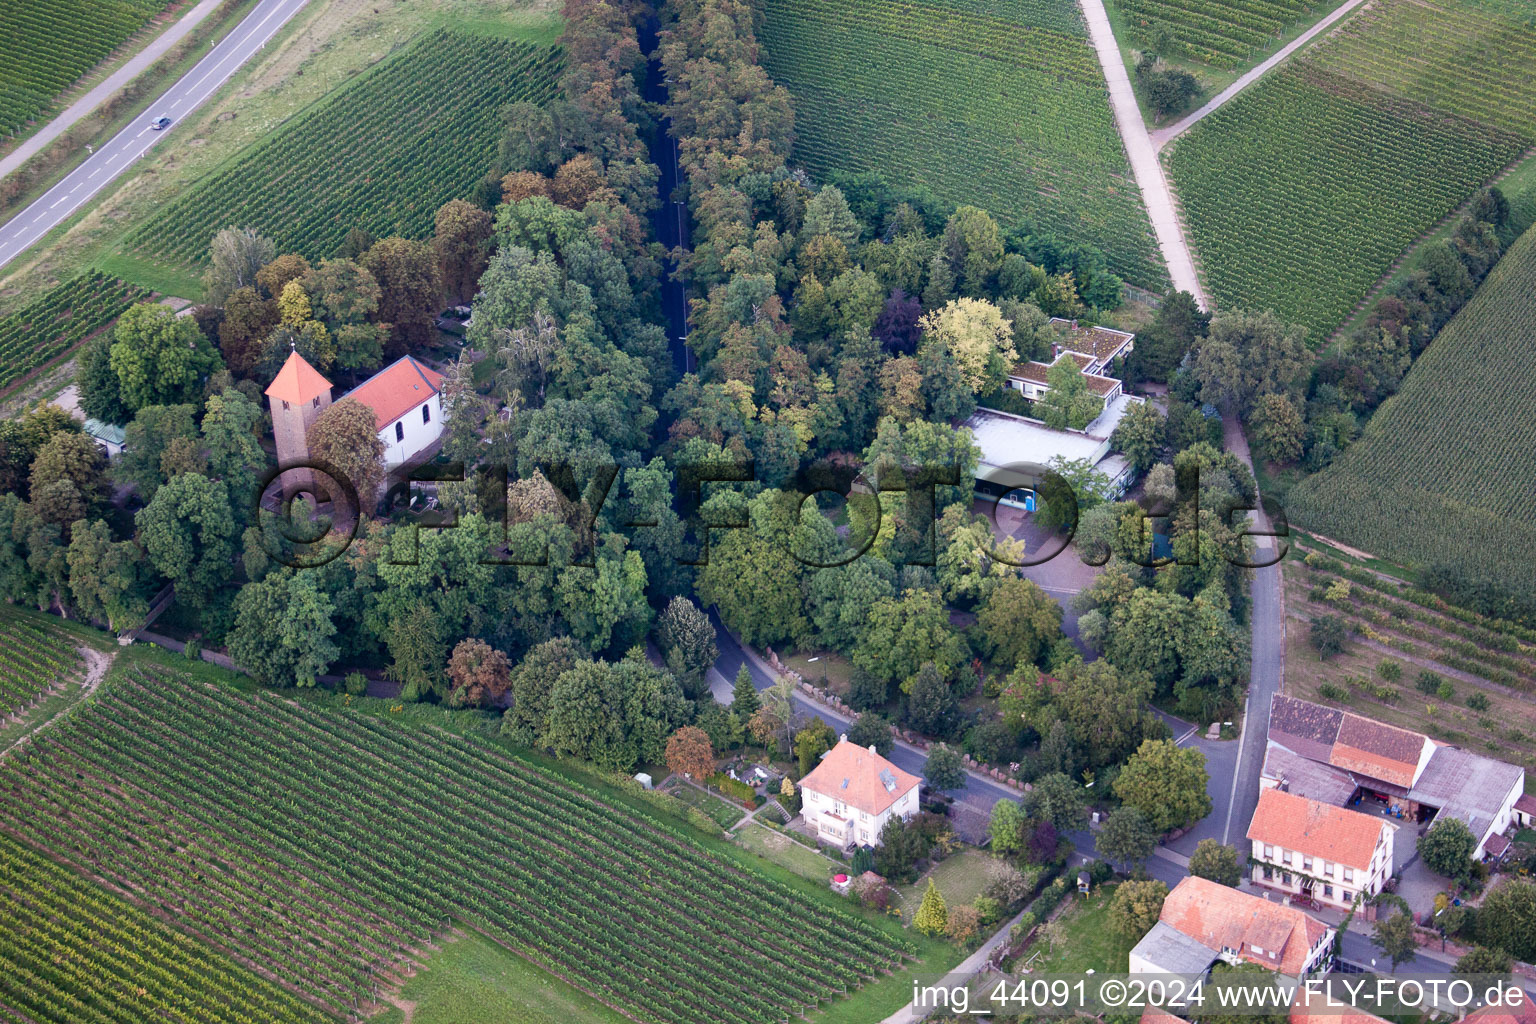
[264,350,333,500]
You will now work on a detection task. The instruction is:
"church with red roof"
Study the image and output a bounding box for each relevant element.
[265,350,446,498]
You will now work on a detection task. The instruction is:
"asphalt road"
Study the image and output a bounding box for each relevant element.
[0,0,309,272]
[708,609,1021,810]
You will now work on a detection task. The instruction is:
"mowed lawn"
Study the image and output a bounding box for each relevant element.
[372,930,629,1024]
[897,849,998,923]
[736,822,840,882]
[1025,885,1137,974]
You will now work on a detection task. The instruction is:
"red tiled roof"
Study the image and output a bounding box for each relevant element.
[800,739,920,817]
[341,355,444,432]
[1467,1002,1536,1024]
[264,350,333,406]
[1247,788,1389,870]
[1328,741,1419,789]
[1290,986,1392,1024]
[1485,832,1511,858]
[1513,793,1536,816]
[1159,876,1329,977]
[1141,1008,1185,1024]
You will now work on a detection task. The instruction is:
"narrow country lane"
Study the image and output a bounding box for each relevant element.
[1149,0,1369,151]
[1077,0,1207,307]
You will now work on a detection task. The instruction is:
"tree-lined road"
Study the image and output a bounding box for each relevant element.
[0,0,309,272]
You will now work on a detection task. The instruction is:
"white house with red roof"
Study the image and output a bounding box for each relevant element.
[1247,788,1395,910]
[799,738,921,849]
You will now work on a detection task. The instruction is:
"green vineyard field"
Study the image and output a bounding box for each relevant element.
[0,832,330,1024]
[1168,65,1526,342]
[0,611,79,723]
[755,0,1169,289]
[1286,223,1536,586]
[1317,0,1536,137]
[0,668,911,1023]
[1111,0,1334,69]
[126,30,562,267]
[1168,0,1536,342]
[0,0,168,136]
[0,272,149,393]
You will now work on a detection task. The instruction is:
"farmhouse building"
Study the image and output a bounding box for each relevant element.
[1263,695,1524,865]
[1247,788,1395,909]
[799,738,920,849]
[1130,876,1334,978]
[266,351,446,498]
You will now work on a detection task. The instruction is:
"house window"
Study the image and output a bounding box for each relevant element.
[1263,866,1274,880]
[1320,861,1330,877]
[1343,867,1354,883]
[1264,845,1274,860]
[1302,857,1313,872]
[1282,873,1292,886]
[422,404,431,424]
[1324,885,1334,899]
[282,400,290,411]
[394,422,404,443]
[1343,891,1353,903]
[313,396,321,408]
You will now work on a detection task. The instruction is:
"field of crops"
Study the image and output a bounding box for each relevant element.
[0,0,168,136]
[0,668,910,1023]
[0,612,80,723]
[0,272,149,393]
[1168,65,1526,341]
[127,30,562,267]
[755,0,1169,289]
[0,832,330,1024]
[1319,0,1536,136]
[1111,0,1333,69]
[1285,223,1536,583]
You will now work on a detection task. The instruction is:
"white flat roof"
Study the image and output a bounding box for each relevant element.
[963,407,1111,471]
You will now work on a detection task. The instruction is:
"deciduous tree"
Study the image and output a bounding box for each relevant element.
[665,724,716,781]
[1108,879,1167,940]
[917,298,1017,394]
[227,568,338,686]
[924,743,966,793]
[1098,807,1158,870]
[1113,738,1212,833]
[306,398,385,519]
[109,303,221,414]
[445,637,512,708]
[1189,839,1243,887]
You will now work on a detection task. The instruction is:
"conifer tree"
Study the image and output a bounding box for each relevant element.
[914,878,948,937]
[731,665,760,722]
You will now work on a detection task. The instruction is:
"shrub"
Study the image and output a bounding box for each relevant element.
[1310,615,1348,658]
[1417,670,1444,695]
[1377,660,1402,682]
[1467,692,1491,712]
[1318,682,1350,702]
[343,671,368,696]
[707,773,759,808]
[1437,680,1456,701]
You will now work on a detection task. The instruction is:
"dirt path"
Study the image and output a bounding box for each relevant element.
[1150,0,1370,151]
[1077,0,1208,306]
[78,646,112,694]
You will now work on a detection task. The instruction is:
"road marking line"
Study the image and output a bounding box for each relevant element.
[89,166,101,178]
[49,198,64,209]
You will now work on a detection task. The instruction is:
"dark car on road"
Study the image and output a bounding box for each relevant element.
[150,115,172,130]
